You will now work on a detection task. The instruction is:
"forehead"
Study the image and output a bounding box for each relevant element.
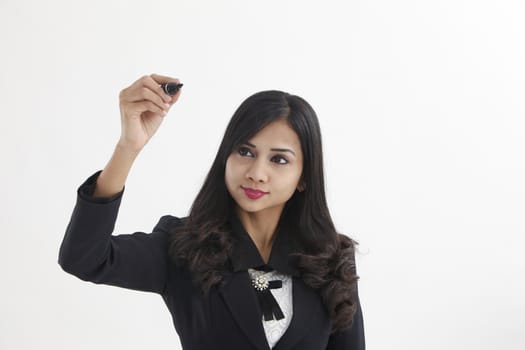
[248,119,301,149]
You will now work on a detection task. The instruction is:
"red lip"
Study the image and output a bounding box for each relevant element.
[241,186,268,199]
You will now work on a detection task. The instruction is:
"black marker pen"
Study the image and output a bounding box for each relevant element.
[160,82,184,96]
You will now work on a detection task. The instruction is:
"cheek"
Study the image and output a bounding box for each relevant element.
[224,160,233,185]
[224,157,239,190]
[279,171,303,195]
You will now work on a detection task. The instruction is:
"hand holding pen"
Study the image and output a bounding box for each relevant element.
[118,74,183,153]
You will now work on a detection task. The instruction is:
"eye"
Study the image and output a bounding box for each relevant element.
[271,155,289,165]
[238,146,254,157]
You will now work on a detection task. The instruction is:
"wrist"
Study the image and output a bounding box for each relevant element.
[115,140,143,156]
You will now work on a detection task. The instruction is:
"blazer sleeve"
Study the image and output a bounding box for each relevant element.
[325,289,365,349]
[58,170,182,295]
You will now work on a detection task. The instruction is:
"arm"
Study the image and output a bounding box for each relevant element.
[326,289,365,349]
[327,235,366,349]
[58,171,182,294]
[58,74,183,293]
[94,73,183,198]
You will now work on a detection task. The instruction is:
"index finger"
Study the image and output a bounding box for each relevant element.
[150,73,180,85]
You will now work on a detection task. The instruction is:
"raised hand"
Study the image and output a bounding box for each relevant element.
[118,74,182,152]
[92,74,182,198]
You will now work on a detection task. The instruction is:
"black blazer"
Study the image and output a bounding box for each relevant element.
[58,172,365,350]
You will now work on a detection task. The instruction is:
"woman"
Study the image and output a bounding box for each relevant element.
[59,74,365,349]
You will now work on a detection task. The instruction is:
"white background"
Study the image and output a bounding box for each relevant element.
[1,0,524,349]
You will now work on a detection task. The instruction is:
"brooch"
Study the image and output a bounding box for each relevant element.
[252,275,269,291]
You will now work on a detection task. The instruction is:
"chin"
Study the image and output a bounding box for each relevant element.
[236,202,265,213]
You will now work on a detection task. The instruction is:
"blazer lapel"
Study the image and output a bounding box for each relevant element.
[219,271,270,350]
[273,277,324,350]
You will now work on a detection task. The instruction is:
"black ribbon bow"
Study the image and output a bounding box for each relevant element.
[251,272,284,321]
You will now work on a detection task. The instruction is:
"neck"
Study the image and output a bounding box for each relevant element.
[236,207,283,263]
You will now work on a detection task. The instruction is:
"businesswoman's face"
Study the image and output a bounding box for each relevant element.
[225,118,304,218]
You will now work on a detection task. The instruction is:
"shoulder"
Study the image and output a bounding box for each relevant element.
[152,215,187,233]
[333,234,358,275]
[337,233,357,255]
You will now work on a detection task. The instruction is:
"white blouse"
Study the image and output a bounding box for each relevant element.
[248,268,293,348]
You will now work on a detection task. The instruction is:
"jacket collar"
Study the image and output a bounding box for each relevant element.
[219,212,325,350]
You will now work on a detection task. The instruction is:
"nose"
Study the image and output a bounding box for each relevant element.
[246,158,268,183]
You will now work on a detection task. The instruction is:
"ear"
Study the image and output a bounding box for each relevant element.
[297,181,306,192]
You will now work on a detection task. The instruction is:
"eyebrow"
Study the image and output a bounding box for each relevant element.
[243,142,296,156]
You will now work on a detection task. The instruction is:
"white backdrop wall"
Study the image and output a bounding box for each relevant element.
[1,0,524,349]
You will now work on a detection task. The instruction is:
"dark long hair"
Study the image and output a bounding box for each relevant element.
[168,90,359,332]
